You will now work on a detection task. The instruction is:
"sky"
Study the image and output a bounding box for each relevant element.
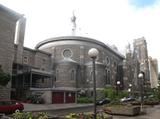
[0,0,160,69]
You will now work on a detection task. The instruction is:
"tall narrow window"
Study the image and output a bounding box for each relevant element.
[42,58,46,65]
[71,70,75,80]
[56,70,59,80]
[107,70,111,84]
[90,71,93,81]
[41,78,44,83]
[105,70,108,84]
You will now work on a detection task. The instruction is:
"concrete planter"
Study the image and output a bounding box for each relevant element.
[103,105,140,116]
[132,101,159,106]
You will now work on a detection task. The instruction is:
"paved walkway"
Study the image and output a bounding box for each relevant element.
[23,103,93,112]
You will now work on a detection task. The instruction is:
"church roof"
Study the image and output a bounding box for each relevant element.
[36,36,124,59]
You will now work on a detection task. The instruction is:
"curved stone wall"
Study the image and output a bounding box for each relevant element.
[36,36,124,90]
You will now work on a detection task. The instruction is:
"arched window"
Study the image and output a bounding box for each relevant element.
[105,56,110,66]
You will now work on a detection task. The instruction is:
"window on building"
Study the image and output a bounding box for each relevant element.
[56,70,59,80]
[114,61,117,67]
[71,70,75,80]
[42,58,46,65]
[23,56,28,64]
[107,70,111,84]
[90,71,93,81]
[105,56,110,66]
[41,78,44,83]
[62,49,72,58]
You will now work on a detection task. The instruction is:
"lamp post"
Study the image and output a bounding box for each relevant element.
[138,72,144,112]
[116,81,121,95]
[128,83,132,96]
[88,48,99,119]
[128,88,131,96]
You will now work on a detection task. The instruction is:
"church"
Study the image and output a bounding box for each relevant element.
[0,4,125,103]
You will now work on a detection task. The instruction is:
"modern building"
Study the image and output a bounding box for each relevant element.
[148,57,159,88]
[0,4,124,103]
[133,37,150,82]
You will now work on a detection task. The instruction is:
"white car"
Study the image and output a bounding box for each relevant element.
[120,97,135,102]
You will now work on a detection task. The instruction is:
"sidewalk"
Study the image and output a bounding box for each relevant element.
[23,103,93,112]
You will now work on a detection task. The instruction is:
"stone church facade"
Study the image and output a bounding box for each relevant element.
[0,5,124,103]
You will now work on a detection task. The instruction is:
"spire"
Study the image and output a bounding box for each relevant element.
[71,11,76,35]
[126,43,131,54]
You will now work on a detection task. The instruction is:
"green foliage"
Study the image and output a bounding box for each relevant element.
[102,87,129,101]
[151,86,160,101]
[0,70,10,86]
[77,96,93,103]
[103,87,117,100]
[145,81,160,102]
[12,112,48,119]
[65,112,110,119]
[26,95,44,104]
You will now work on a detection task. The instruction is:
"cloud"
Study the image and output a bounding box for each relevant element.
[0,0,160,69]
[129,0,158,8]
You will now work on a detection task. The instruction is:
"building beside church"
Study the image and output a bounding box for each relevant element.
[0,4,124,103]
[123,37,159,95]
[148,57,159,88]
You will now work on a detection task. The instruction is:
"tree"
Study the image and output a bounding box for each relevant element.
[0,67,10,86]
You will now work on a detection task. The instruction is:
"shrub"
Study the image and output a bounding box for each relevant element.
[65,112,110,119]
[0,71,10,86]
[12,112,48,119]
[102,87,129,101]
[77,97,93,103]
[26,95,44,104]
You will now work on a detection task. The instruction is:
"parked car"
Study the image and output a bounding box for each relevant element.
[0,100,24,114]
[120,96,135,102]
[96,98,111,105]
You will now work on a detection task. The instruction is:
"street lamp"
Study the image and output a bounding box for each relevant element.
[138,72,144,112]
[88,48,99,119]
[116,81,121,95]
[128,88,131,96]
[129,83,132,87]
[128,83,132,96]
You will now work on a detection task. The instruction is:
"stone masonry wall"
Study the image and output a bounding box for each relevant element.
[0,15,16,99]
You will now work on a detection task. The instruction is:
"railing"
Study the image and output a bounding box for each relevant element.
[24,83,52,88]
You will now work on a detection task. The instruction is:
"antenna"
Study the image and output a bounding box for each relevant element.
[71,11,76,35]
